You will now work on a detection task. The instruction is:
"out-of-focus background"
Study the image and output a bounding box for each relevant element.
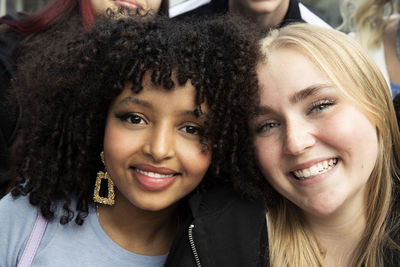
[1,0,48,15]
[0,0,342,27]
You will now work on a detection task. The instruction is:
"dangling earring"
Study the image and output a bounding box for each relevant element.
[93,151,115,205]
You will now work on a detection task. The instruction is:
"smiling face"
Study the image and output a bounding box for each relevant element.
[90,0,162,15]
[251,48,378,218]
[103,72,210,212]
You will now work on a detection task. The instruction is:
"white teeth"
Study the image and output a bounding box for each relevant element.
[135,168,175,178]
[292,158,337,180]
[317,162,323,170]
[323,161,328,168]
[303,169,311,178]
[309,166,319,176]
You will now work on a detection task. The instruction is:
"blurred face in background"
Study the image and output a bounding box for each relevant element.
[229,0,290,27]
[90,0,163,15]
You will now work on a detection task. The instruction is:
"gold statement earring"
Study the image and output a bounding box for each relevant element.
[93,151,115,205]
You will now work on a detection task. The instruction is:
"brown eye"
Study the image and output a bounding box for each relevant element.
[180,125,201,135]
[116,113,147,124]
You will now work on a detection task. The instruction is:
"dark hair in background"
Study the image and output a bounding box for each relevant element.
[9,14,260,225]
[1,0,169,32]
[395,94,400,128]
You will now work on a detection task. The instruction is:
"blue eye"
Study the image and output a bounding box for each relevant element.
[309,99,334,114]
[255,122,279,134]
[116,113,146,124]
[181,125,201,135]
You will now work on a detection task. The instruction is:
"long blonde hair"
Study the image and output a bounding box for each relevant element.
[340,0,399,48]
[258,23,400,266]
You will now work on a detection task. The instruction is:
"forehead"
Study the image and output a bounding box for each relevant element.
[256,48,330,98]
[112,71,208,113]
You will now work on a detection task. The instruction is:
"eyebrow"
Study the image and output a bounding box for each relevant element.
[289,84,332,104]
[118,96,152,108]
[254,83,333,116]
[254,105,274,116]
[117,96,207,118]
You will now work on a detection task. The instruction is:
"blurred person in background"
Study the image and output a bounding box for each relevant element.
[341,0,400,98]
[171,0,330,29]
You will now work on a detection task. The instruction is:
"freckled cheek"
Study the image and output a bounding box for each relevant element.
[319,109,378,161]
[318,115,353,146]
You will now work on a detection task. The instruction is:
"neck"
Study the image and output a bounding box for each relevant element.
[229,0,290,28]
[304,202,367,266]
[97,190,179,255]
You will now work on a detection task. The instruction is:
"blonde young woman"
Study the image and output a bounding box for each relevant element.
[246,23,400,266]
[341,0,400,98]
[161,23,400,266]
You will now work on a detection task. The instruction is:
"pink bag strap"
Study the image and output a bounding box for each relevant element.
[17,211,48,267]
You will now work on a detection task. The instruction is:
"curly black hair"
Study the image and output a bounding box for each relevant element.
[9,14,261,225]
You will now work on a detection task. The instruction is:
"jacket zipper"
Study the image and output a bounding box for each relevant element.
[188,224,202,267]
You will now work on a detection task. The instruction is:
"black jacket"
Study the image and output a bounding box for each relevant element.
[165,185,400,266]
[165,186,267,267]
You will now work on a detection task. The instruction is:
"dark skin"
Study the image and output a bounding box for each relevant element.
[9,15,261,226]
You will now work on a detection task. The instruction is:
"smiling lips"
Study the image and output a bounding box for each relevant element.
[132,165,179,191]
[114,0,141,10]
[292,158,338,180]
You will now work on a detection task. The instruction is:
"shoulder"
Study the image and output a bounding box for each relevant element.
[0,193,38,266]
[0,192,38,222]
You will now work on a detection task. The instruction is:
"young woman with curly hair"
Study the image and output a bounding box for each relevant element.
[245,24,400,266]
[0,15,259,266]
[0,0,168,196]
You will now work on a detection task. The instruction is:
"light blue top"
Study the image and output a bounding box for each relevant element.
[0,193,167,267]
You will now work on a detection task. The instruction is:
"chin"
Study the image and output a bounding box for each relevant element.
[303,198,345,218]
[135,199,178,212]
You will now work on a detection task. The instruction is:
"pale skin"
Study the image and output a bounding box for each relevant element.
[254,48,378,266]
[229,0,290,28]
[98,73,210,255]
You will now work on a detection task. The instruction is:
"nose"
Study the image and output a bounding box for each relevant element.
[142,123,175,162]
[283,119,315,155]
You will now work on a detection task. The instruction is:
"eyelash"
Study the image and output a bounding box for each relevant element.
[116,113,147,124]
[180,125,202,135]
[254,98,335,134]
[309,99,335,114]
[116,113,203,135]
[255,121,280,134]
